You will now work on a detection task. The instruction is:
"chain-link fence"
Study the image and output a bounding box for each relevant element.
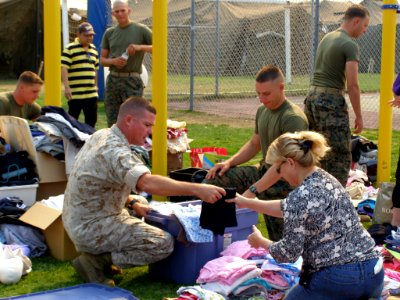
[71,0,400,129]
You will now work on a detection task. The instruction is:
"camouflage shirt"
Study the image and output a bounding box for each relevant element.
[63,125,150,247]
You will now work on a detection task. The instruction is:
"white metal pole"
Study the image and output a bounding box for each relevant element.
[285,6,291,84]
[62,0,69,48]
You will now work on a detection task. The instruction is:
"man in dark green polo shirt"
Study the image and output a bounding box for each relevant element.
[0,71,43,120]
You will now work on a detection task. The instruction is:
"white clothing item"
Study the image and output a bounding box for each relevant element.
[40,194,65,210]
[62,136,79,174]
[44,112,91,141]
[35,121,63,142]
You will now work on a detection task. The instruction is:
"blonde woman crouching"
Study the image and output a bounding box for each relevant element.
[228,131,383,300]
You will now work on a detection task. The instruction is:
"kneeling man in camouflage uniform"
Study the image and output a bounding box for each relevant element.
[63,96,225,286]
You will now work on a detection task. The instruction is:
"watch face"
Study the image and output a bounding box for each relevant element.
[250,185,257,194]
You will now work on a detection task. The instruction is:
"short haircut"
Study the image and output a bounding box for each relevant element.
[112,0,129,9]
[255,65,284,83]
[118,96,156,119]
[18,71,43,85]
[265,131,330,168]
[344,4,369,21]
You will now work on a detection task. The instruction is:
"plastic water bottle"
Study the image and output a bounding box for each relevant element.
[223,233,232,250]
[121,50,129,60]
[2,167,28,180]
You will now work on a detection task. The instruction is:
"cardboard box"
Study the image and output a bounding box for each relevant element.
[0,116,68,202]
[0,183,38,207]
[148,150,185,174]
[167,152,183,173]
[19,202,78,261]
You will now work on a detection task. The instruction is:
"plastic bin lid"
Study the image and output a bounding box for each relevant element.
[3,283,139,300]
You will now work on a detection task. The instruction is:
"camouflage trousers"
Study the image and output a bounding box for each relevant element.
[304,90,351,186]
[105,75,144,127]
[73,209,174,269]
[204,164,291,241]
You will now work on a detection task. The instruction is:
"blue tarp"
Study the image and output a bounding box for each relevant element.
[87,0,112,100]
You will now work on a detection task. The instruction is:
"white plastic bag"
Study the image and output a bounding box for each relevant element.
[0,246,23,284]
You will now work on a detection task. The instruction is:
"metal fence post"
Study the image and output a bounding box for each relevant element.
[189,0,196,111]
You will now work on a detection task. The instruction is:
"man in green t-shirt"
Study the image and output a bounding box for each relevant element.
[0,71,43,120]
[100,0,152,127]
[205,65,308,241]
[304,4,370,186]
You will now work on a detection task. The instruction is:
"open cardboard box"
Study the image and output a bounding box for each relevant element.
[0,116,68,201]
[19,202,78,260]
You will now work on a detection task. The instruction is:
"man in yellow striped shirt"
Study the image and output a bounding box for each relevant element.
[61,22,99,128]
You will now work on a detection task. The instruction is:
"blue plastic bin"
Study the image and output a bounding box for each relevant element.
[1,283,138,300]
[145,200,258,284]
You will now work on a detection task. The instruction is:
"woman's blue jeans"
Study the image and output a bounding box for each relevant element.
[285,258,384,300]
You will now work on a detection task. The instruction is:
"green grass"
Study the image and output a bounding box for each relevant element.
[145,73,381,98]
[0,80,397,299]
[0,126,397,298]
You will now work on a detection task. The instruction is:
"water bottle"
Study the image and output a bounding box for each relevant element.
[2,167,28,180]
[223,233,232,250]
[121,50,129,60]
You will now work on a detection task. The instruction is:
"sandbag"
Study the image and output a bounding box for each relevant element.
[373,182,395,224]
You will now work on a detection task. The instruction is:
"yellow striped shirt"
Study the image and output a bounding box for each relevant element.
[61,39,99,100]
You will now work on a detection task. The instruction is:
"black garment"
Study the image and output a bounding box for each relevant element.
[41,105,95,134]
[67,98,98,128]
[351,135,378,163]
[0,196,28,226]
[200,187,237,235]
[367,223,394,245]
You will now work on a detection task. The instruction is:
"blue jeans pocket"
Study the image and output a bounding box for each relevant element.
[320,265,361,285]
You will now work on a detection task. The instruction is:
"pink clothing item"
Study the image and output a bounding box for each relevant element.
[197,255,258,285]
[384,259,400,272]
[261,271,289,289]
[201,268,262,296]
[220,239,268,259]
[385,268,400,282]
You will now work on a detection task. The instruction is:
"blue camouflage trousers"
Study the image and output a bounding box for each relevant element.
[204,163,291,241]
[304,91,351,186]
[105,75,144,127]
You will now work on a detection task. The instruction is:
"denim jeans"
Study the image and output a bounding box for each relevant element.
[285,258,384,300]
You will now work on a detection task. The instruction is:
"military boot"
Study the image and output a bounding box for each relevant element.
[72,252,115,286]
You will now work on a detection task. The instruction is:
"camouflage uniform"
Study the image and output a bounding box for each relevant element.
[105,75,144,127]
[304,29,360,186]
[63,125,173,268]
[101,22,152,127]
[304,89,351,186]
[204,100,308,241]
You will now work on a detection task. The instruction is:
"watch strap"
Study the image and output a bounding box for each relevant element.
[249,184,258,195]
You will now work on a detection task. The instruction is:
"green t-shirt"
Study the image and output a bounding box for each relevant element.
[0,92,41,120]
[255,99,308,159]
[312,29,359,90]
[101,22,152,73]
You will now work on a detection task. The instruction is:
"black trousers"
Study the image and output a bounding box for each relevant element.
[67,97,98,128]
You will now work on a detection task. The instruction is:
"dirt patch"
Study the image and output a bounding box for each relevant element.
[168,109,255,128]
[168,95,400,131]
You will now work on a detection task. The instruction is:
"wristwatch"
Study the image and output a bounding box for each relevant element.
[249,184,258,195]
[127,199,139,210]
